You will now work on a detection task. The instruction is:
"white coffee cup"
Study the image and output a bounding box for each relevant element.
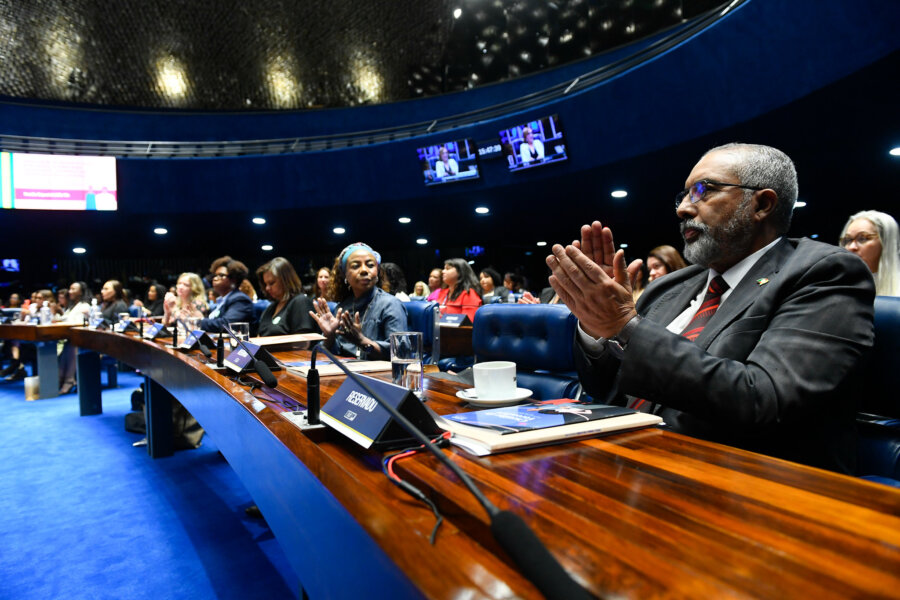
[472,361,517,399]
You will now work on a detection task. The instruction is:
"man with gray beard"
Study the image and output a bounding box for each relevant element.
[546,143,874,473]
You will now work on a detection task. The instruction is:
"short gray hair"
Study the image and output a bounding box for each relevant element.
[703,143,798,235]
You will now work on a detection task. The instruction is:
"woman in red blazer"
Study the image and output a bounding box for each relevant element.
[436,258,483,322]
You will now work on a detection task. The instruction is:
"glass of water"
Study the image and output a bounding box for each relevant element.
[390,331,424,397]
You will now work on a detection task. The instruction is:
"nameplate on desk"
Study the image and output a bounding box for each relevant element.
[113,321,138,333]
[142,322,170,340]
[320,374,440,450]
[223,341,282,373]
[439,313,471,327]
[179,330,215,351]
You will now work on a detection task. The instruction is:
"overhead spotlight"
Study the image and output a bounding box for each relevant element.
[398,217,411,224]
[333,227,346,235]
[72,247,86,254]
[536,241,547,247]
[261,244,273,251]
[611,190,628,198]
[475,206,490,214]
[252,217,266,225]
[889,147,900,156]
[453,8,462,19]
[416,238,428,245]
[794,201,807,208]
[467,260,475,265]
[810,234,819,239]
[619,243,629,249]
[153,227,168,235]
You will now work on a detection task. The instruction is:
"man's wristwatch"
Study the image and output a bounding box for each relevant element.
[607,314,642,359]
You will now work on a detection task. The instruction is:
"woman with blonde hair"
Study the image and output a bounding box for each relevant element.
[163,272,208,326]
[839,210,900,296]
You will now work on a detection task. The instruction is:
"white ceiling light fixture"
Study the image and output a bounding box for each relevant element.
[611,190,628,198]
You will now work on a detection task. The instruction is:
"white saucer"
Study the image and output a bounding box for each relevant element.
[455,387,532,407]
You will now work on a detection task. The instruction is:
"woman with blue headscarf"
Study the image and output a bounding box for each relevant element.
[309,242,407,359]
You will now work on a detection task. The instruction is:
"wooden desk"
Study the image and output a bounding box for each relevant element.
[438,324,473,357]
[0,323,74,398]
[67,328,900,599]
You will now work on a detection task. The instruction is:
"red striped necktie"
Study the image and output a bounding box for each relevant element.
[680,275,729,341]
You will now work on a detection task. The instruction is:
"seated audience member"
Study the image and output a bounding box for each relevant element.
[256,257,317,336]
[239,278,258,301]
[309,243,406,359]
[163,273,208,326]
[437,259,482,322]
[56,289,67,313]
[6,293,21,308]
[647,245,688,283]
[519,126,545,165]
[519,287,560,304]
[409,281,430,301]
[1,289,56,380]
[425,268,444,301]
[547,143,874,474]
[381,262,410,302]
[839,210,900,296]
[58,282,93,394]
[199,257,254,333]
[479,267,510,303]
[133,283,167,318]
[99,280,128,323]
[315,267,332,301]
[503,271,525,294]
[434,146,458,179]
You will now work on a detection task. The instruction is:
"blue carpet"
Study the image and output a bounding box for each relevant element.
[0,368,297,600]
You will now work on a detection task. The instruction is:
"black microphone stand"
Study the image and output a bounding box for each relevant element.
[309,345,593,600]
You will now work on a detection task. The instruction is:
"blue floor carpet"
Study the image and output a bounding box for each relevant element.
[0,368,297,600]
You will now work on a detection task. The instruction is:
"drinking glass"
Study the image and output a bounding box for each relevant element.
[390,331,424,397]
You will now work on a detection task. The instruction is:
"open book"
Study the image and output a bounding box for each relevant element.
[434,399,662,456]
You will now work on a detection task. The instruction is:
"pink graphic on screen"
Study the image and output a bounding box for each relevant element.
[11,153,117,211]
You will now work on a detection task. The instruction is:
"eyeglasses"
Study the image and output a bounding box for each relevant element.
[839,232,879,248]
[675,179,764,208]
[211,272,227,280]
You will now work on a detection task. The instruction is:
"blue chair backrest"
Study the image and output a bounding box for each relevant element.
[472,304,580,400]
[403,301,439,362]
[862,296,900,418]
[327,301,337,314]
[251,300,270,334]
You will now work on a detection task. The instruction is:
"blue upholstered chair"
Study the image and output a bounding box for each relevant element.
[471,304,581,401]
[402,301,439,364]
[128,305,143,318]
[251,300,270,335]
[857,296,900,486]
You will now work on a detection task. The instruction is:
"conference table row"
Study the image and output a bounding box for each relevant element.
[22,326,900,598]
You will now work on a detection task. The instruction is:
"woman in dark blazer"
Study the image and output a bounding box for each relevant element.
[256,257,318,336]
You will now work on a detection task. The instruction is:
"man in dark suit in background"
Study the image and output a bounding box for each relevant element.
[200,255,254,333]
[547,143,874,473]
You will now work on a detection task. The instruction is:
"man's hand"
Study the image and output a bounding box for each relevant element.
[546,222,642,339]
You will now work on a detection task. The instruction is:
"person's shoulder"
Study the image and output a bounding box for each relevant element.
[231,291,253,304]
[787,237,869,271]
[288,293,314,309]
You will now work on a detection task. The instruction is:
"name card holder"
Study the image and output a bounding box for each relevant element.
[114,321,138,334]
[142,322,171,340]
[178,330,216,351]
[223,341,282,373]
[320,374,440,450]
[439,313,471,327]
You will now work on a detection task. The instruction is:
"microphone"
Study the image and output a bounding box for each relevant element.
[221,322,278,389]
[216,333,224,367]
[176,318,212,360]
[306,346,325,425]
[312,345,591,600]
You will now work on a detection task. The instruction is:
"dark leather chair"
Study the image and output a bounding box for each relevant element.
[857,296,900,486]
[471,304,581,400]
[402,301,439,364]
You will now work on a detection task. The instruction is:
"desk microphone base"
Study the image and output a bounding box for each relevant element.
[280,410,328,436]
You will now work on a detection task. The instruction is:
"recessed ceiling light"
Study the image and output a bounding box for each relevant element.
[453,8,462,19]
[252,217,266,225]
[536,241,547,247]
[611,190,628,198]
[261,244,273,251]
[810,234,819,239]
[72,247,86,254]
[398,217,411,224]
[153,227,168,235]
[619,243,629,249]
[416,238,428,245]
[889,147,900,156]
[475,206,490,214]
[333,227,346,235]
[467,260,475,264]
[794,201,807,208]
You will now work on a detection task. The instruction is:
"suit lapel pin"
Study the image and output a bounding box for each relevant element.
[756,278,770,286]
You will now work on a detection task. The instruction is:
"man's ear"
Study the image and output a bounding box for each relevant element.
[753,189,778,222]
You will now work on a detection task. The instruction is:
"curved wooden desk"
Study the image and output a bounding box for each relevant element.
[0,323,74,398]
[68,328,900,599]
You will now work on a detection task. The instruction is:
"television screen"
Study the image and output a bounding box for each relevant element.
[499,114,568,172]
[0,152,118,211]
[417,139,480,186]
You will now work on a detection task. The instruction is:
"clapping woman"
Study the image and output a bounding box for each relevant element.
[163,273,208,327]
[309,243,407,359]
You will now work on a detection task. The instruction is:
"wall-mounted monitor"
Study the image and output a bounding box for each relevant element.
[499,115,568,172]
[0,152,118,211]
[417,139,480,186]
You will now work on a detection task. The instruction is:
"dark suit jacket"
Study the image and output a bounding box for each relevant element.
[575,238,875,473]
[199,290,254,333]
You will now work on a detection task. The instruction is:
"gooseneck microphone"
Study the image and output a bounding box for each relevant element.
[216,333,224,367]
[221,322,278,389]
[310,345,592,600]
[176,318,213,360]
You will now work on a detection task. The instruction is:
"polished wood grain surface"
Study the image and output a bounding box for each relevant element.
[0,323,74,342]
[68,328,900,599]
